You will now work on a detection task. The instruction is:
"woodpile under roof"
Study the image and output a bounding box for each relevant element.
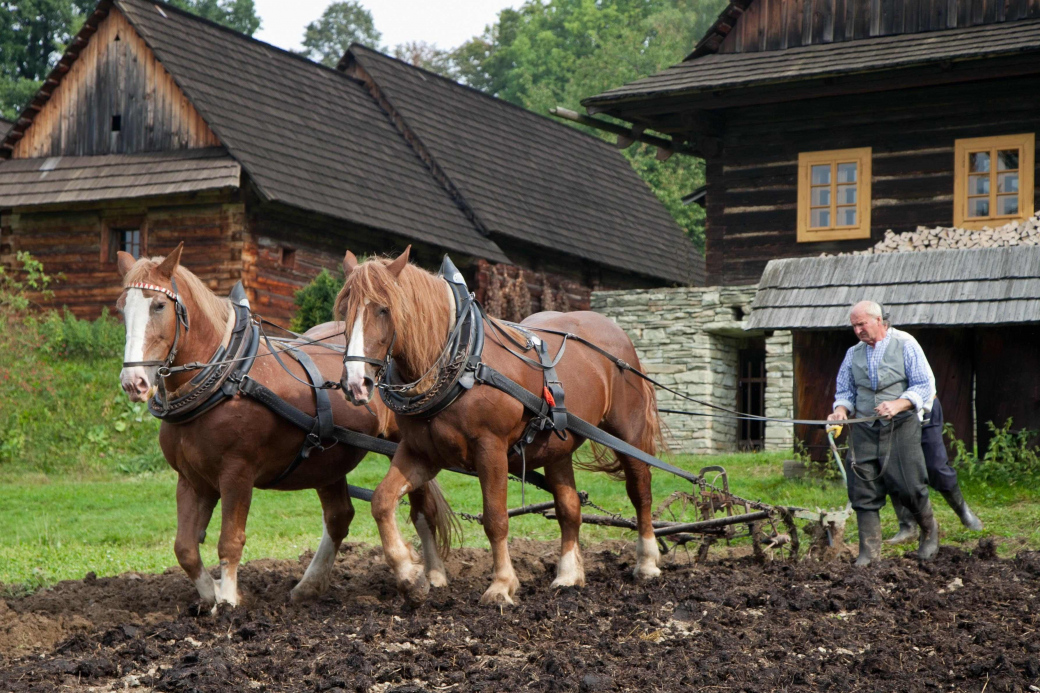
[827,212,1040,256]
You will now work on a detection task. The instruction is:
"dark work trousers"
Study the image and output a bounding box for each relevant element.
[921,397,959,493]
[846,413,930,513]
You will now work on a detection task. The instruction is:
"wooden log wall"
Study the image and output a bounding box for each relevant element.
[473,259,591,318]
[707,73,1040,285]
[12,8,219,159]
[0,193,244,318]
[973,325,1040,452]
[242,234,346,325]
[720,0,1040,53]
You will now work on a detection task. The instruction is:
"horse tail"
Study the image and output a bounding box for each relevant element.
[415,478,461,559]
[576,366,664,481]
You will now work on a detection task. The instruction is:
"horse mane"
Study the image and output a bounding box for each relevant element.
[334,257,453,387]
[125,257,231,334]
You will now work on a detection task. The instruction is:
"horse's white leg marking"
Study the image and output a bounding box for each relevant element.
[634,535,662,580]
[292,524,339,600]
[119,289,156,400]
[213,561,240,610]
[414,512,448,588]
[194,570,217,605]
[551,546,585,589]
[345,304,368,401]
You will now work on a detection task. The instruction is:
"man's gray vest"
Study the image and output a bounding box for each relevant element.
[850,331,911,423]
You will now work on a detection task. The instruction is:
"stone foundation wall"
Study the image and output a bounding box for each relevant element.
[592,285,794,454]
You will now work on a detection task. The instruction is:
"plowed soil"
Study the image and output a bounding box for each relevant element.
[1,538,1039,692]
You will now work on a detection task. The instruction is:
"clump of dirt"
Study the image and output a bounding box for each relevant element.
[1,540,1038,692]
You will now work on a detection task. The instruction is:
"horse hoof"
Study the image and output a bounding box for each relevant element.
[399,568,430,605]
[479,588,515,607]
[290,583,323,603]
[633,563,662,581]
[427,569,448,588]
[209,599,238,617]
[550,575,586,589]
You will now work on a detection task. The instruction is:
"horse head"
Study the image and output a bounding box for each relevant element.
[116,242,187,402]
[335,246,412,405]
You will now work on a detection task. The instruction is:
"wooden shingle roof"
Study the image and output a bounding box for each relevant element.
[348,46,701,285]
[113,0,508,262]
[748,247,1040,329]
[584,18,1040,109]
[0,147,239,207]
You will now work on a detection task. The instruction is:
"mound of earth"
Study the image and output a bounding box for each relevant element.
[1,539,1038,692]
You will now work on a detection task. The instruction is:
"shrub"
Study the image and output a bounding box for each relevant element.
[38,309,125,361]
[291,269,344,332]
[944,419,1040,486]
[0,251,57,312]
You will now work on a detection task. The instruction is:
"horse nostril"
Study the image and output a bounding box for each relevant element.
[363,376,374,394]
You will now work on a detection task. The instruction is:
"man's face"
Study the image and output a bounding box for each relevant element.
[851,309,885,346]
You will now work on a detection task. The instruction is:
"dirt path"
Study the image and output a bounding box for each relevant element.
[1,539,1038,692]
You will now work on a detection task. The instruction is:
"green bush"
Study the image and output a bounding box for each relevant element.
[944,419,1040,486]
[38,309,125,360]
[291,269,344,332]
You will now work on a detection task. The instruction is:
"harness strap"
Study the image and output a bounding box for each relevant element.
[473,362,701,485]
[292,349,336,452]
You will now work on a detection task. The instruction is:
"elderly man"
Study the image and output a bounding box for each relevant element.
[827,300,939,565]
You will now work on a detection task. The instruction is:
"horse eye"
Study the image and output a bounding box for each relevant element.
[377,307,389,317]
[152,302,166,312]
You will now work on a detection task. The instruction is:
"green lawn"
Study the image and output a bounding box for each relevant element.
[2,450,1036,592]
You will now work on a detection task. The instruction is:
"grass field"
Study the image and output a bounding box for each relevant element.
[2,449,1037,593]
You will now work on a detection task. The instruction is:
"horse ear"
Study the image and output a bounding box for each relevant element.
[156,242,184,279]
[343,250,358,277]
[116,251,137,278]
[387,245,411,279]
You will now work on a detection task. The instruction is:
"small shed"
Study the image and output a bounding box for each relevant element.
[748,246,1040,457]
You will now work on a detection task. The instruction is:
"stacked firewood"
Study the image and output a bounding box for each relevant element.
[826,212,1040,256]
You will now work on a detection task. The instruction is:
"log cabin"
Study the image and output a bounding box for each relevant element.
[0,0,701,322]
[584,0,1040,453]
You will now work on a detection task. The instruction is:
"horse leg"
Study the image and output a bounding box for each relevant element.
[408,484,448,588]
[292,477,355,602]
[477,448,520,605]
[372,454,434,604]
[214,471,253,609]
[546,457,585,589]
[173,475,219,605]
[618,453,661,579]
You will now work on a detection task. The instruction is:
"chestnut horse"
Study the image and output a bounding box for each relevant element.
[116,243,454,609]
[336,248,662,606]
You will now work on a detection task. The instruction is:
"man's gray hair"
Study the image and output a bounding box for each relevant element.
[850,300,883,320]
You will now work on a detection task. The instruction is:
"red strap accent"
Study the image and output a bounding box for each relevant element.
[543,386,556,407]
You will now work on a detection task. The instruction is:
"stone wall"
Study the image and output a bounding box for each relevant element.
[592,285,794,454]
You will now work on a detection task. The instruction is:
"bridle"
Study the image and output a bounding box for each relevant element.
[340,329,395,405]
[121,278,191,378]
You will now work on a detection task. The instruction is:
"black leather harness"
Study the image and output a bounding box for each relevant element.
[141,282,396,487]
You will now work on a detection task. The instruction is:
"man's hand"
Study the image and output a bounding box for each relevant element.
[875,399,912,419]
[828,406,849,422]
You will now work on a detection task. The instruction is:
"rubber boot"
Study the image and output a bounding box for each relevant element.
[913,499,940,561]
[854,510,882,567]
[940,486,984,531]
[885,495,917,545]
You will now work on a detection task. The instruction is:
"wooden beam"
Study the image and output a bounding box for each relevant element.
[548,106,698,157]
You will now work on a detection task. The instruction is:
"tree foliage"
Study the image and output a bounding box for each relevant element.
[448,0,726,252]
[0,0,259,119]
[302,1,382,67]
[290,269,345,333]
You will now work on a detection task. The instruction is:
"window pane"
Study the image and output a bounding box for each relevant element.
[119,229,141,259]
[810,208,831,228]
[839,206,857,226]
[968,174,990,196]
[837,184,857,205]
[998,172,1018,193]
[837,162,857,183]
[998,194,1019,216]
[998,149,1019,171]
[811,164,831,185]
[969,151,990,173]
[968,197,990,217]
[811,186,831,206]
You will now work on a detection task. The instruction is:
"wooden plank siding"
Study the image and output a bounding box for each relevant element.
[0,193,243,318]
[12,7,219,159]
[706,73,1040,285]
[719,0,1038,52]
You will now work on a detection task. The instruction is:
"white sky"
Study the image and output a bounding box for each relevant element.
[253,0,521,54]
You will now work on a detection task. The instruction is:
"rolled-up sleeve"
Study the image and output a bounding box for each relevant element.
[833,348,856,413]
[900,339,936,412]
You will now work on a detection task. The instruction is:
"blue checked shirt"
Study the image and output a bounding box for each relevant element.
[833,328,936,418]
